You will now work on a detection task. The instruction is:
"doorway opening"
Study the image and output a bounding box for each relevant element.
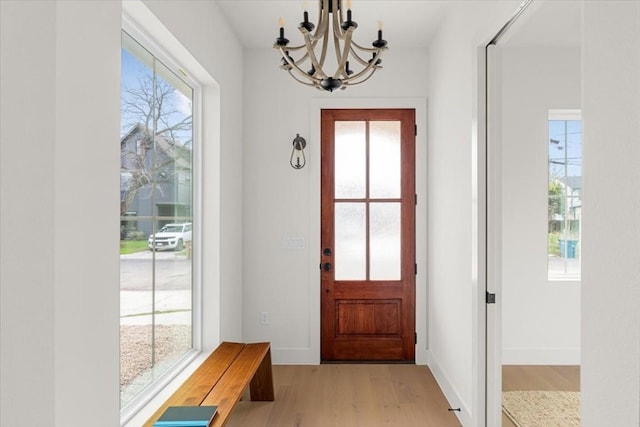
[484,1,583,425]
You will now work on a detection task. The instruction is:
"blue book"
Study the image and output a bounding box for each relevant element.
[153,405,218,427]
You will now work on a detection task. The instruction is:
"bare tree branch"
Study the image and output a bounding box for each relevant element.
[120,75,192,215]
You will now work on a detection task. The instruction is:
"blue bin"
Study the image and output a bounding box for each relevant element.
[559,239,578,258]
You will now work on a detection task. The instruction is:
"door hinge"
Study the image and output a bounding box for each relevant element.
[414,124,417,136]
[415,332,417,344]
[414,263,417,275]
[486,291,496,304]
[415,193,417,206]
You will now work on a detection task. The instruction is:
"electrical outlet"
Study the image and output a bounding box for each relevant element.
[260,311,270,325]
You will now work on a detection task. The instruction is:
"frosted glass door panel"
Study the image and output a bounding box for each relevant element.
[370,203,401,280]
[335,203,366,280]
[370,121,401,199]
[335,121,366,198]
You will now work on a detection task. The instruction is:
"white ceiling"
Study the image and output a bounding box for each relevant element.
[499,0,582,47]
[216,1,454,50]
[215,0,582,50]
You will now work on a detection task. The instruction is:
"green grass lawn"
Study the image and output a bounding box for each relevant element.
[120,240,148,255]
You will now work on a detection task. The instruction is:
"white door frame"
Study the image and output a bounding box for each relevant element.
[483,41,503,427]
[481,2,534,426]
[308,97,428,366]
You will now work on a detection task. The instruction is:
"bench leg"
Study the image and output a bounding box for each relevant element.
[249,347,275,401]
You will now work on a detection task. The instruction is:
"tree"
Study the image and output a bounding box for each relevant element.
[120,75,192,217]
[548,178,565,230]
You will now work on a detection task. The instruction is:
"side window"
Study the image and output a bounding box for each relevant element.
[548,110,582,280]
[120,30,197,410]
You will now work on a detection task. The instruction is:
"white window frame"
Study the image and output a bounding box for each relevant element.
[548,109,582,282]
[120,14,204,425]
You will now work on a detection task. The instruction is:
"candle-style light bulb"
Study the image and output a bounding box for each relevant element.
[341,0,356,30]
[276,17,289,46]
[300,4,315,32]
[372,19,387,48]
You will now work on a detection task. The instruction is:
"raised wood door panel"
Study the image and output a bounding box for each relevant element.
[321,108,416,362]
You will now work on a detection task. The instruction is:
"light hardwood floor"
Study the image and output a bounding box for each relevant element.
[227,364,462,427]
[502,365,580,427]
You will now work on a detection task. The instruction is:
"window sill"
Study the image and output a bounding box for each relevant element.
[121,349,208,427]
[547,277,581,284]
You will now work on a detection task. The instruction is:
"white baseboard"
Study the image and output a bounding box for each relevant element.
[502,347,580,365]
[271,347,320,365]
[272,346,429,365]
[427,350,471,426]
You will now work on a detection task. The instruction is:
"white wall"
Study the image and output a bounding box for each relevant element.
[501,46,581,364]
[0,1,244,425]
[581,2,640,426]
[427,2,519,425]
[1,2,121,425]
[241,47,429,364]
[1,1,63,424]
[142,0,245,345]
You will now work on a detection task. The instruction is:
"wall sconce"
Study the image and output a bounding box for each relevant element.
[290,134,307,169]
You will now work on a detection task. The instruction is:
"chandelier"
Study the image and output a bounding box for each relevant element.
[274,0,388,92]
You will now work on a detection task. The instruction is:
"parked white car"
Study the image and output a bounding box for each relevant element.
[148,223,192,251]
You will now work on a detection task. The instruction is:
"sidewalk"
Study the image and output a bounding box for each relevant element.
[120,289,192,325]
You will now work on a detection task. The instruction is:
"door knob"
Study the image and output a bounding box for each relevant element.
[323,247,332,256]
[322,262,332,271]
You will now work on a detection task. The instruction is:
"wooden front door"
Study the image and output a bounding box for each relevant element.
[320,109,416,362]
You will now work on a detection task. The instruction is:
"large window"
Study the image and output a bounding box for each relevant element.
[548,110,582,280]
[120,30,197,410]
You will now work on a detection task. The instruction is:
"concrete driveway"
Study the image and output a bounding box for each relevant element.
[120,250,191,325]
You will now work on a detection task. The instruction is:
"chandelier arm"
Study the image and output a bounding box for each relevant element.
[314,22,330,74]
[342,56,382,83]
[334,30,355,78]
[348,46,386,67]
[276,38,323,66]
[292,51,311,67]
[311,0,329,41]
[287,69,318,86]
[351,40,385,53]
[347,49,371,67]
[331,7,347,41]
[337,0,345,22]
[332,29,343,74]
[343,68,378,87]
[331,7,349,75]
[278,43,308,51]
[301,31,328,78]
[308,25,328,43]
[273,42,316,69]
[278,46,323,83]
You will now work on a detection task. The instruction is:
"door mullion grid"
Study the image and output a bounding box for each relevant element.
[365,120,371,281]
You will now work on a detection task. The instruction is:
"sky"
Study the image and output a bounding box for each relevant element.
[549,119,582,180]
[121,42,193,144]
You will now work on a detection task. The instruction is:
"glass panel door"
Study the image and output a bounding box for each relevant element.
[321,108,415,362]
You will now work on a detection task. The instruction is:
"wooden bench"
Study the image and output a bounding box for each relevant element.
[144,342,274,427]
